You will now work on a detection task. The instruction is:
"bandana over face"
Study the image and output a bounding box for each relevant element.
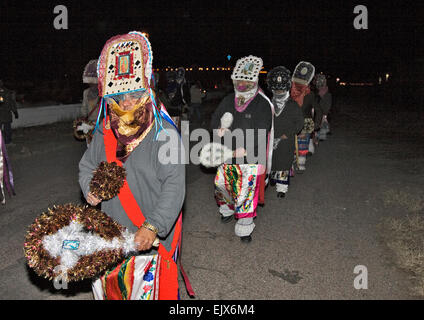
[272,91,290,116]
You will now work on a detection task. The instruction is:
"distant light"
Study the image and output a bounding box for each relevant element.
[206,68,209,71]
[385,73,390,81]
[199,67,203,71]
[336,78,340,83]
[378,76,382,84]
[259,71,267,74]
[212,67,215,71]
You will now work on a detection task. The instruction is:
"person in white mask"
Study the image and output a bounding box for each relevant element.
[210,55,273,243]
[267,66,304,198]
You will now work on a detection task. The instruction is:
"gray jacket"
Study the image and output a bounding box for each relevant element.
[79,120,185,254]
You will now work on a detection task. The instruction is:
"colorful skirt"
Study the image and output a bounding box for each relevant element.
[214,164,260,219]
[92,254,160,300]
[297,134,310,157]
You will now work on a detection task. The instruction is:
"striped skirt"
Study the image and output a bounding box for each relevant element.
[297,134,310,157]
[92,254,160,300]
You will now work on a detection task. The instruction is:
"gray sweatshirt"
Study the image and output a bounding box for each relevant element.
[79,120,185,254]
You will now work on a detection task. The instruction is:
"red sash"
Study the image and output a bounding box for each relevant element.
[103,120,188,299]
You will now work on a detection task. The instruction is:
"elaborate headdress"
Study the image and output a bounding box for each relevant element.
[292,61,315,85]
[266,66,292,91]
[94,31,164,138]
[82,59,98,84]
[231,55,263,83]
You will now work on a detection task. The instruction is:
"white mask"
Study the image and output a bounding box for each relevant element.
[272,91,290,116]
[235,85,258,106]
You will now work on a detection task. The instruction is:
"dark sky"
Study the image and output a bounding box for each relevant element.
[1,0,422,83]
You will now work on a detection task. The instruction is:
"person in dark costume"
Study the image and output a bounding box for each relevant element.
[290,61,316,172]
[313,73,332,141]
[267,66,304,197]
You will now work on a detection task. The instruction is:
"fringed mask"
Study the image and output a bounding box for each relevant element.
[106,91,153,137]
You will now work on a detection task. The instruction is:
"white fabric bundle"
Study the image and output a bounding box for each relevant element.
[200,112,234,167]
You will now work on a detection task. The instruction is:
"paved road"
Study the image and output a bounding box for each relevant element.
[1,104,423,299]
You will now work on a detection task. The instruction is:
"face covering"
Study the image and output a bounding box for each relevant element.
[272,91,290,116]
[107,92,154,162]
[108,94,151,136]
[233,81,258,112]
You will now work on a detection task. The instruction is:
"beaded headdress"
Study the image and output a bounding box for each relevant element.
[266,66,292,91]
[94,31,164,137]
[231,55,263,83]
[292,61,315,85]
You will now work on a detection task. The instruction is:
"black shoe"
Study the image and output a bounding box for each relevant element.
[277,192,285,198]
[270,179,276,186]
[221,215,233,224]
[240,235,252,243]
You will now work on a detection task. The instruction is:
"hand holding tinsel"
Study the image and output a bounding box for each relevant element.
[89,161,126,201]
[73,118,95,141]
[24,204,160,283]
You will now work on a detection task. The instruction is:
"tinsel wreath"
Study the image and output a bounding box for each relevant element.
[89,161,126,200]
[23,204,137,282]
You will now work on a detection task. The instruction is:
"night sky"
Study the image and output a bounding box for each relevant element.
[1,0,422,83]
